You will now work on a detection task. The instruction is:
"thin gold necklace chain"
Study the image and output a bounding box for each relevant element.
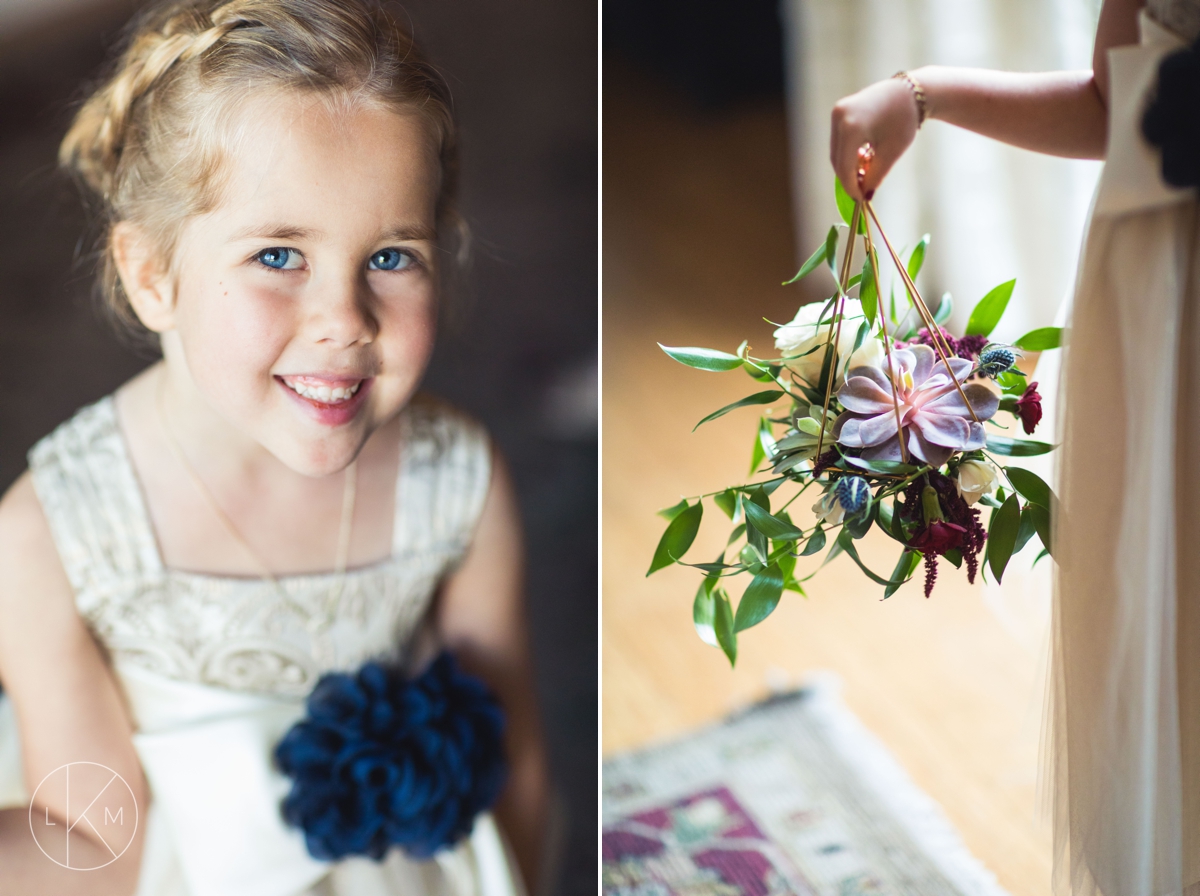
[155,372,357,634]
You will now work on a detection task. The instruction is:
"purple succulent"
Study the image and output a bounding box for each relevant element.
[833,344,999,467]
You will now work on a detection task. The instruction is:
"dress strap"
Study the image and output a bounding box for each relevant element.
[27,397,164,614]
[392,396,493,568]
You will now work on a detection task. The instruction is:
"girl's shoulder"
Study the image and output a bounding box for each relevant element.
[393,393,495,558]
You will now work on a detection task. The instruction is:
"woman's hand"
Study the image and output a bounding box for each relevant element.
[831,76,920,201]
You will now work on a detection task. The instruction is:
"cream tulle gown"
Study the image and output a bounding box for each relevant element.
[0,395,523,896]
[1052,2,1200,894]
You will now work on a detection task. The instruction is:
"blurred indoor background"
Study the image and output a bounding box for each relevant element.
[0,1,596,894]
[603,1,1100,893]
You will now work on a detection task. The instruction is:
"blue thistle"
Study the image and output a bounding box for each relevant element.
[976,346,1016,379]
[834,476,870,517]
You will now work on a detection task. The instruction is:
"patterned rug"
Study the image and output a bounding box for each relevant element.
[602,676,1010,896]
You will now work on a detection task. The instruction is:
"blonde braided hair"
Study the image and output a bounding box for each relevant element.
[60,0,460,336]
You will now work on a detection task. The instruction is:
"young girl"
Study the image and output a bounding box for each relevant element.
[830,0,1197,893]
[0,1,548,893]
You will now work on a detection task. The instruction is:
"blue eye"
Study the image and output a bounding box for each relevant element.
[368,248,413,271]
[256,247,302,270]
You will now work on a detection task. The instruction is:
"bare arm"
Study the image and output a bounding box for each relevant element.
[831,0,1145,200]
[0,473,147,894]
[436,450,549,893]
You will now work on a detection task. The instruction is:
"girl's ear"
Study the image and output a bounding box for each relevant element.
[111,222,177,333]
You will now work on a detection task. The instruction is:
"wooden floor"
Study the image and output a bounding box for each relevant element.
[602,68,1054,895]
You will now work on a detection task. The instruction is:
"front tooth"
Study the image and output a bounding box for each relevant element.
[332,387,347,400]
[315,386,331,401]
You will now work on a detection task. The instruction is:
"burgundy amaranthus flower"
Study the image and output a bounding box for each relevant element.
[910,326,987,361]
[1015,381,1043,435]
[898,471,987,596]
[812,449,840,477]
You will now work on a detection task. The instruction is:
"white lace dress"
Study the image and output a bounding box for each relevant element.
[1051,3,1200,895]
[0,394,523,896]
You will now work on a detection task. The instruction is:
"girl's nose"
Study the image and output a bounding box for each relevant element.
[304,273,378,348]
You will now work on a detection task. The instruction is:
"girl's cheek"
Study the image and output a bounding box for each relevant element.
[184,280,293,392]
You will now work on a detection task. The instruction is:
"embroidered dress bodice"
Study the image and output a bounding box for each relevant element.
[27,394,491,697]
[4,393,524,896]
[1149,0,1200,41]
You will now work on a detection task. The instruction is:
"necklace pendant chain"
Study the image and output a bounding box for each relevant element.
[156,372,357,641]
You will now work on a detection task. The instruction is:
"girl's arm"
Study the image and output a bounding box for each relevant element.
[0,472,147,894]
[436,450,549,893]
[831,0,1144,200]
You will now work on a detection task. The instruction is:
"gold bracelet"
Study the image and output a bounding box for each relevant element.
[893,71,928,128]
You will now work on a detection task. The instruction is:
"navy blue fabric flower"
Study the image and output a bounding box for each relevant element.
[274,653,507,861]
[1143,34,1200,188]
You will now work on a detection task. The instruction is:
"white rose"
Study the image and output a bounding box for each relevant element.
[846,335,885,373]
[774,299,869,386]
[955,459,1000,505]
[812,491,846,525]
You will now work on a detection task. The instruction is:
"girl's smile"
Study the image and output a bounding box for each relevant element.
[277,374,373,427]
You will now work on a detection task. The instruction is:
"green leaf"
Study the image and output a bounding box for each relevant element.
[907,234,931,280]
[987,435,1054,457]
[825,225,840,276]
[749,432,766,476]
[1032,547,1050,568]
[836,528,911,587]
[749,416,777,475]
[1028,502,1053,557]
[657,499,688,521]
[800,526,826,556]
[746,487,771,513]
[693,581,718,647]
[1015,506,1037,555]
[714,489,739,520]
[1014,326,1064,352]
[986,493,1021,583]
[739,544,766,573]
[845,500,878,539]
[744,515,769,566]
[743,501,804,541]
[783,228,837,285]
[943,548,963,568]
[844,457,921,476]
[777,551,796,582]
[1005,466,1054,510]
[694,390,785,431]
[965,279,1016,337]
[851,321,869,358]
[714,591,737,666]
[834,177,866,234]
[659,344,744,372]
[884,550,921,598]
[647,501,703,575]
[727,523,746,545]
[734,564,785,632]
[742,359,776,382]
[859,256,877,325]
[934,292,953,326]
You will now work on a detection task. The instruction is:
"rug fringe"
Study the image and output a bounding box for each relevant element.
[801,671,1013,896]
